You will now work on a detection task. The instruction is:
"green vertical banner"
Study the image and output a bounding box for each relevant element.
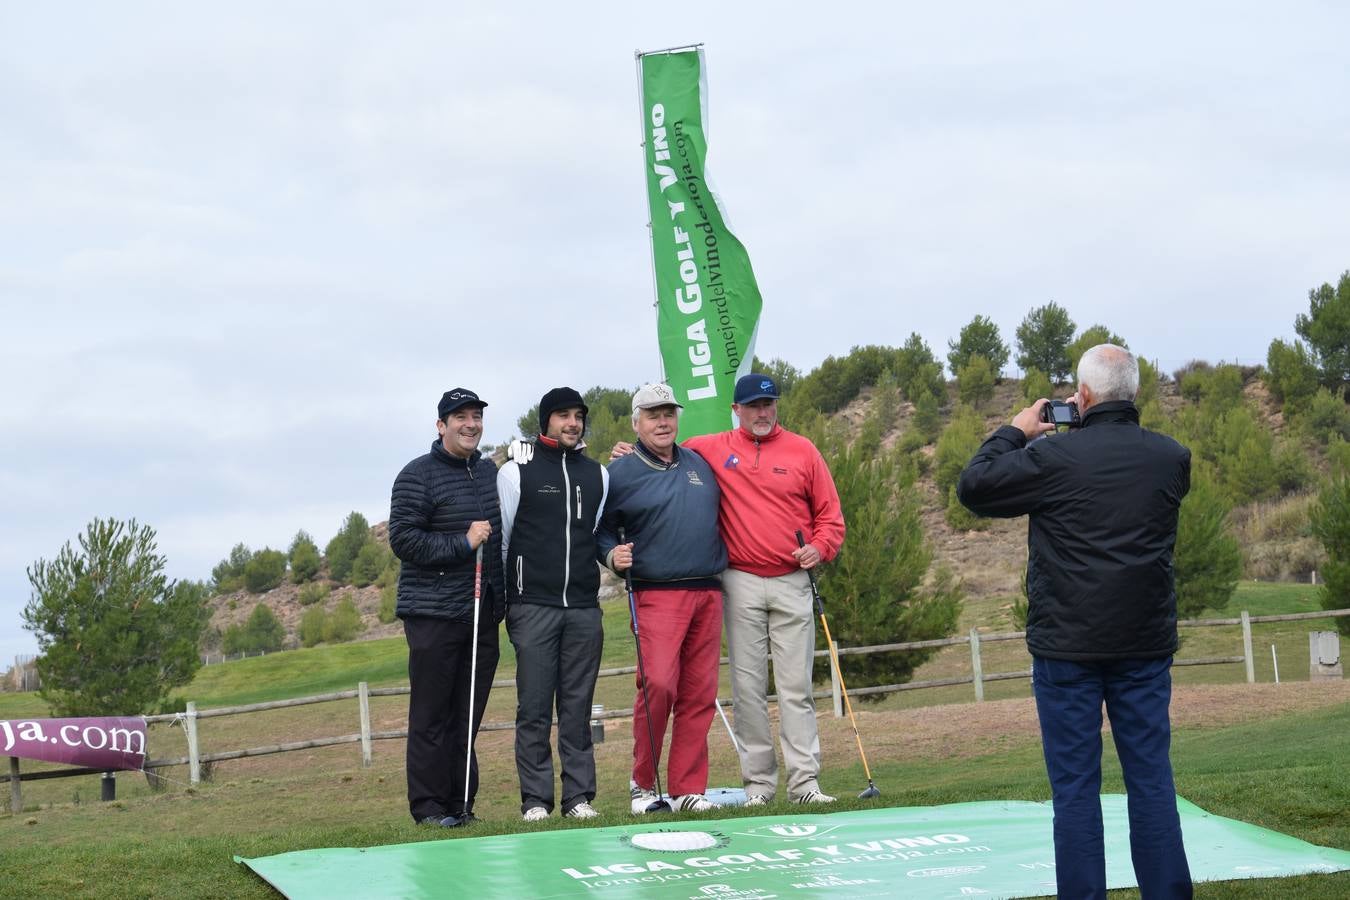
[639,48,763,440]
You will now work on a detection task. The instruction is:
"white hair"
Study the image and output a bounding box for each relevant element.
[1077,344,1139,402]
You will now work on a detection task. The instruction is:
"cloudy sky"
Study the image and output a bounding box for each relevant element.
[3,3,1348,664]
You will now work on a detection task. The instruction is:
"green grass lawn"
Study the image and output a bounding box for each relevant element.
[2,580,1346,897]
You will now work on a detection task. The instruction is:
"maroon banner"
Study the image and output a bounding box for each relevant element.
[1,717,147,771]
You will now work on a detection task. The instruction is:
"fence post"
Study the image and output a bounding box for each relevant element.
[186,701,201,784]
[9,757,20,814]
[830,641,842,718]
[358,681,372,768]
[1241,611,1255,684]
[969,628,984,702]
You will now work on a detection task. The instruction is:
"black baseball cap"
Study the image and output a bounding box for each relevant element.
[734,373,780,404]
[438,388,487,418]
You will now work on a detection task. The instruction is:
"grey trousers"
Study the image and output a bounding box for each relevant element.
[723,567,822,800]
[506,601,604,814]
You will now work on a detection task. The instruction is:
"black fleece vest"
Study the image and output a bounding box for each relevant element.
[506,441,604,608]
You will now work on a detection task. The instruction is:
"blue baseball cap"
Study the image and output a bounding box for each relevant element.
[734,373,780,404]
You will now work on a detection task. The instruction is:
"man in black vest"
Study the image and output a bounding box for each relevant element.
[389,388,504,827]
[498,387,609,821]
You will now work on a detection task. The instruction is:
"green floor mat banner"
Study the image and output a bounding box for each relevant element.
[237,796,1350,898]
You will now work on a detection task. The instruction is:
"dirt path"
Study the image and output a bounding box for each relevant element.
[812,680,1350,766]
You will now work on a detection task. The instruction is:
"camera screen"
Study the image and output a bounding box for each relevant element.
[1051,404,1076,425]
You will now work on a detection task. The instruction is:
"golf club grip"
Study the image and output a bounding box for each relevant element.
[473,544,483,600]
[794,529,825,614]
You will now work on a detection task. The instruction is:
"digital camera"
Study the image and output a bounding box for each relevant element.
[1041,400,1081,428]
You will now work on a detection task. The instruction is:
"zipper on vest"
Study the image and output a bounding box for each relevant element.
[575,485,582,521]
[515,555,523,594]
[561,454,572,607]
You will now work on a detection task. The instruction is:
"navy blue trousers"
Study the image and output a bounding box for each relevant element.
[1032,655,1193,899]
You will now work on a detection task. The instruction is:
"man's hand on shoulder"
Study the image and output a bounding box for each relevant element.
[610,441,635,461]
[1013,399,1057,442]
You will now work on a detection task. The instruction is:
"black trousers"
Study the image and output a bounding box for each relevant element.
[404,606,500,821]
[506,602,603,814]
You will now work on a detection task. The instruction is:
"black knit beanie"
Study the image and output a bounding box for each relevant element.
[538,387,589,434]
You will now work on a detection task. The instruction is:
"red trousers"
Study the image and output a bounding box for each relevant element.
[631,587,723,798]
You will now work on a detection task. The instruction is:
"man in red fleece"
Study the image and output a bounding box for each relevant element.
[619,372,845,805]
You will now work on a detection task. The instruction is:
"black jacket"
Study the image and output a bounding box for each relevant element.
[498,438,607,608]
[389,440,505,623]
[956,401,1191,661]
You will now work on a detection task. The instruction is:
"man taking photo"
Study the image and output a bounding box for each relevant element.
[957,344,1193,899]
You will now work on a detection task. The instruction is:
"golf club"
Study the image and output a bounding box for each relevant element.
[795,530,881,800]
[620,525,673,814]
[450,543,485,827]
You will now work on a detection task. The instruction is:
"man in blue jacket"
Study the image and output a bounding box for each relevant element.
[389,388,503,827]
[957,345,1193,899]
[596,383,728,814]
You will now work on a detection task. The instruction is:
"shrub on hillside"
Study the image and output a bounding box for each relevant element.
[1066,325,1127,375]
[808,426,963,698]
[324,597,364,643]
[1021,368,1053,405]
[351,542,392,588]
[1015,302,1075,383]
[1311,470,1350,637]
[378,583,398,624]
[1174,476,1242,618]
[243,548,287,594]
[288,530,321,584]
[325,512,371,584]
[210,543,252,594]
[1298,388,1350,445]
[947,315,1009,378]
[1294,269,1350,389]
[1265,338,1320,412]
[298,582,331,606]
[223,602,285,654]
[934,405,987,507]
[957,354,995,410]
[299,607,327,648]
[899,390,942,452]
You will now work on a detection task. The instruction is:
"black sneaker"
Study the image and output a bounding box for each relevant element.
[445,812,478,827]
[418,814,455,827]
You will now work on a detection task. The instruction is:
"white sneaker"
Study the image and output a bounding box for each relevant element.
[743,793,772,807]
[522,806,549,822]
[631,785,662,815]
[674,794,714,812]
[565,801,599,819]
[793,789,836,805]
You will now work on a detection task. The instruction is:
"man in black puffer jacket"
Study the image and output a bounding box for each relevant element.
[957,345,1193,900]
[389,387,504,827]
[497,386,609,822]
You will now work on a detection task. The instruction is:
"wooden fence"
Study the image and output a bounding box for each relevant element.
[144,606,1350,785]
[6,607,1347,808]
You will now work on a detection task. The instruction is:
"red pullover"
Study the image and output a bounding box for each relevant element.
[684,424,845,577]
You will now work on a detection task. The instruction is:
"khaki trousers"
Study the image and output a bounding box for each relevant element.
[722,567,822,799]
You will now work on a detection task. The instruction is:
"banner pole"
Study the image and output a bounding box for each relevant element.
[633,50,664,380]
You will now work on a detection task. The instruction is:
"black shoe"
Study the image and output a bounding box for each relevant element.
[445,812,479,827]
[417,814,462,827]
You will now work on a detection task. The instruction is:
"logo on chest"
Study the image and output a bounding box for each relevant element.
[537,483,561,495]
[686,470,704,486]
[773,466,789,475]
[723,454,739,470]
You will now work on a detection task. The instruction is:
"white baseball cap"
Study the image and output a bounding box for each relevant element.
[631,383,683,412]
